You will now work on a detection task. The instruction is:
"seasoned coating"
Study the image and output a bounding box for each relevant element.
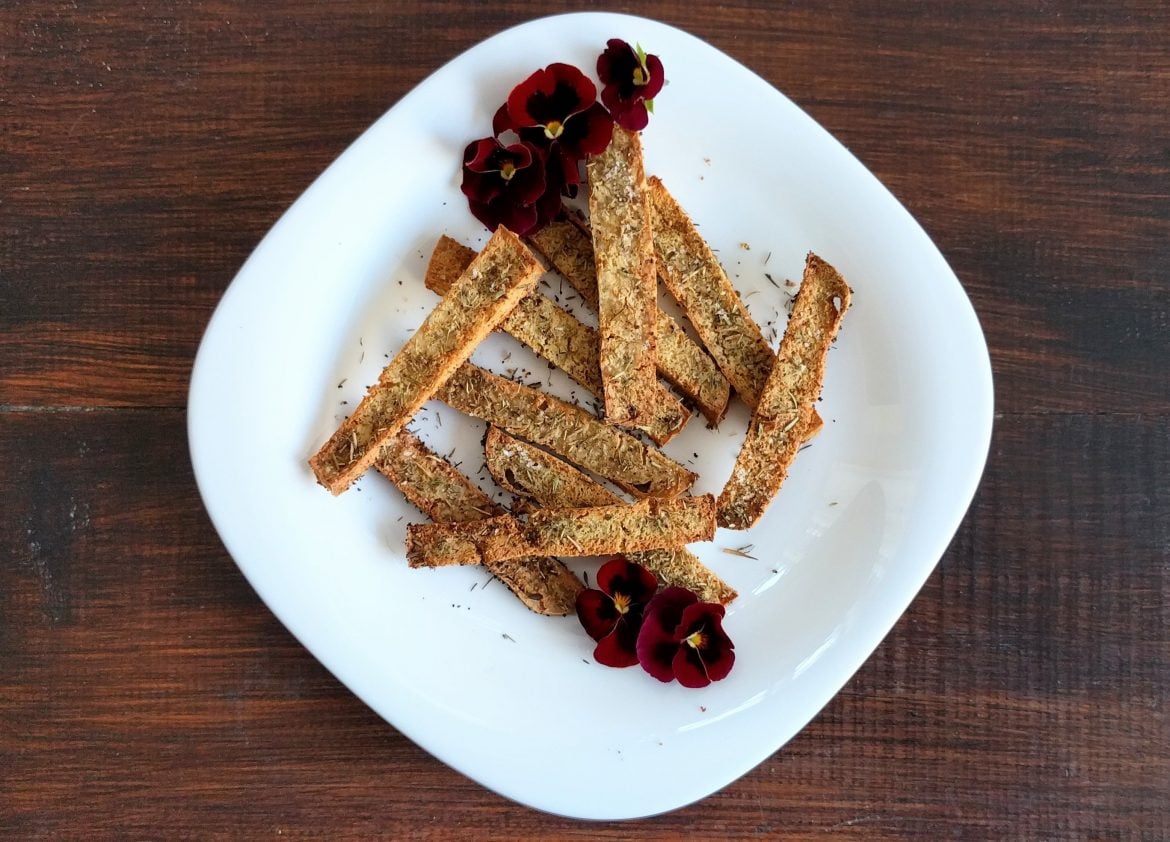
[436,363,696,499]
[484,427,737,604]
[406,496,717,568]
[374,432,582,615]
[529,218,731,424]
[588,126,659,427]
[310,227,541,493]
[718,254,852,529]
[648,175,777,410]
[425,236,689,445]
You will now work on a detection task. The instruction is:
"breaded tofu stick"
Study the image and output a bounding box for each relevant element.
[374,432,582,616]
[529,218,731,424]
[406,496,716,568]
[648,175,777,410]
[483,427,737,604]
[309,227,542,494]
[718,254,852,529]
[587,126,659,427]
[425,236,689,446]
[436,363,695,499]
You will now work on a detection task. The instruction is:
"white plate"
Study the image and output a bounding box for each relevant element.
[189,12,992,820]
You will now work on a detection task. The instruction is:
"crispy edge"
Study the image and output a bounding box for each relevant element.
[309,227,541,494]
[373,432,582,615]
[588,126,659,426]
[426,236,690,446]
[484,427,737,604]
[437,363,696,498]
[717,253,852,529]
[529,217,732,424]
[406,496,716,567]
[648,175,777,410]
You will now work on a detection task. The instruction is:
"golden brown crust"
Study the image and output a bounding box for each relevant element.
[374,432,582,615]
[717,253,852,529]
[309,227,542,494]
[483,428,737,604]
[406,496,717,568]
[436,363,696,498]
[528,219,601,310]
[648,176,777,410]
[528,218,731,424]
[425,236,689,446]
[588,126,658,426]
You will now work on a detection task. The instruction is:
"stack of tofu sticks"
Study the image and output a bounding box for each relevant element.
[310,126,851,616]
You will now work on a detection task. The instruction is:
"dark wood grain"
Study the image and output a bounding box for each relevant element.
[2,0,1168,838]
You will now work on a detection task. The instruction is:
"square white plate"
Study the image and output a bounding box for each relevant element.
[189,12,992,820]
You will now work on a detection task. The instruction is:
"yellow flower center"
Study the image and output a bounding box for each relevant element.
[685,630,706,650]
[543,120,564,140]
[499,161,516,181]
[612,592,631,615]
[633,67,647,86]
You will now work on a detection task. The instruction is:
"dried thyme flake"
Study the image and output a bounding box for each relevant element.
[721,544,758,560]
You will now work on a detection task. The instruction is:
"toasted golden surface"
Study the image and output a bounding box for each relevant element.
[529,218,731,424]
[718,253,852,529]
[588,126,659,427]
[484,428,737,604]
[648,175,777,411]
[425,236,689,445]
[373,432,582,615]
[310,227,542,494]
[406,495,716,568]
[436,363,696,498]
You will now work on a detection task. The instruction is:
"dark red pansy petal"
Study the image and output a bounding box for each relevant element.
[463,137,500,171]
[701,639,736,682]
[492,102,517,136]
[467,197,539,236]
[507,63,597,128]
[644,586,699,632]
[642,53,665,100]
[516,125,553,150]
[460,168,503,204]
[464,137,534,175]
[596,558,658,605]
[508,153,548,206]
[675,601,735,684]
[673,643,712,688]
[602,94,650,132]
[635,612,678,682]
[576,587,620,641]
[593,622,640,668]
[636,587,697,680]
[594,557,626,595]
[535,178,564,228]
[493,199,541,236]
[556,102,614,160]
[596,39,632,86]
[675,601,726,637]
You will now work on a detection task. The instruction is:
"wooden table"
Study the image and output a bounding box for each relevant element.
[3,2,1167,837]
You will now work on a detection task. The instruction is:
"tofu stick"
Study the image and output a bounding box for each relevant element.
[718,254,852,529]
[436,363,696,499]
[483,427,737,604]
[374,432,582,616]
[309,227,541,493]
[406,496,716,568]
[588,126,660,427]
[425,236,689,445]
